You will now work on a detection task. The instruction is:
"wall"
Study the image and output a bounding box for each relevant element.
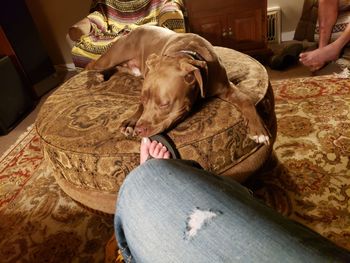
[25,0,90,66]
[268,0,305,41]
[24,0,305,66]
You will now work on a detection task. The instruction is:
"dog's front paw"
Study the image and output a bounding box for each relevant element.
[120,119,137,137]
[87,72,104,86]
[246,119,270,145]
[95,73,104,82]
[249,133,270,145]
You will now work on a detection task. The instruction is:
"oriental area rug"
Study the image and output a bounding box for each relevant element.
[0,126,114,262]
[248,75,350,251]
[0,75,349,262]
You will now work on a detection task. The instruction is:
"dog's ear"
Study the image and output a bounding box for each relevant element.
[181,59,207,98]
[186,41,212,61]
[146,53,160,70]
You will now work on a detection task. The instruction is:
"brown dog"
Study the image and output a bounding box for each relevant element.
[86,25,269,144]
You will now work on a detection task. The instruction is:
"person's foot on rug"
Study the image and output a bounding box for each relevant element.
[299,43,341,72]
[140,137,171,164]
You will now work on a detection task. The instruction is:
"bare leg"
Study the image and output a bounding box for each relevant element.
[318,0,339,48]
[300,23,350,71]
[299,0,345,71]
[140,137,170,164]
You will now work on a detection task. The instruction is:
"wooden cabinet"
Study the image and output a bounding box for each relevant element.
[184,0,271,60]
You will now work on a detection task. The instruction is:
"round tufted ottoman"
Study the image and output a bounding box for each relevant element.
[36,47,276,214]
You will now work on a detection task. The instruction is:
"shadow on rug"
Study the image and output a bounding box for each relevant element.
[247,75,350,251]
[0,127,114,262]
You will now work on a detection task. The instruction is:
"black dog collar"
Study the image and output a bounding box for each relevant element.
[178,50,206,62]
[177,50,207,88]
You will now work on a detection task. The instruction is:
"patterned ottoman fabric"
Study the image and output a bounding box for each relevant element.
[36,47,276,214]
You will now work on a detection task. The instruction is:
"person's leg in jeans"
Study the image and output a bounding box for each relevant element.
[114,139,350,262]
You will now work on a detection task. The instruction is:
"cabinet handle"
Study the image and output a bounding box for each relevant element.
[228,27,233,36]
[222,30,227,37]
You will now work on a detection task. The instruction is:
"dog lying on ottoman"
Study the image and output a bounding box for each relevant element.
[36,27,276,213]
[86,25,270,145]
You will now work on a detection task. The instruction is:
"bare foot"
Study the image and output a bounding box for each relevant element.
[299,44,341,71]
[140,137,171,164]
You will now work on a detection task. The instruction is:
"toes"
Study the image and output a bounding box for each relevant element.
[153,142,163,156]
[157,143,171,159]
[140,137,151,164]
[149,140,158,155]
[157,145,170,159]
[163,151,171,159]
[159,145,168,156]
[149,141,170,158]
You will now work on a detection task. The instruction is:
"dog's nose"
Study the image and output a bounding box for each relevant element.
[134,125,148,136]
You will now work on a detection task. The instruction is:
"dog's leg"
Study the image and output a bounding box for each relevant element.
[218,83,270,145]
[86,33,139,71]
[120,104,144,136]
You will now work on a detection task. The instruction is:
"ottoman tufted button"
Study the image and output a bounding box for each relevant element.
[36,47,276,214]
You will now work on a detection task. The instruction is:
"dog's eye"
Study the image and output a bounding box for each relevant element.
[184,73,195,84]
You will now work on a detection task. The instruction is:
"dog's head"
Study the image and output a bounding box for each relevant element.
[134,53,207,137]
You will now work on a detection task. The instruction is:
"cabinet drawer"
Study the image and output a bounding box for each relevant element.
[190,15,225,46]
[185,0,264,15]
[184,0,270,60]
[227,9,266,50]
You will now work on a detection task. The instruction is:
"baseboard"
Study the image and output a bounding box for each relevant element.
[282,31,295,42]
[54,63,76,72]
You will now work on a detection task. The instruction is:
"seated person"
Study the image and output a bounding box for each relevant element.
[114,137,350,262]
[300,0,350,71]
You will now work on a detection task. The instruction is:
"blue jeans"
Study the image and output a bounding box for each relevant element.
[115,159,350,263]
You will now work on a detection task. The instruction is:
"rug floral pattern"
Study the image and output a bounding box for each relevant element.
[0,127,114,262]
[0,75,349,262]
[247,75,350,251]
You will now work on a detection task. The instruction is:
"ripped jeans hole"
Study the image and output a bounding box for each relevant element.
[184,207,222,240]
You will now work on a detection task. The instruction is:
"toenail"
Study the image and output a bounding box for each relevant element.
[142,137,150,144]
